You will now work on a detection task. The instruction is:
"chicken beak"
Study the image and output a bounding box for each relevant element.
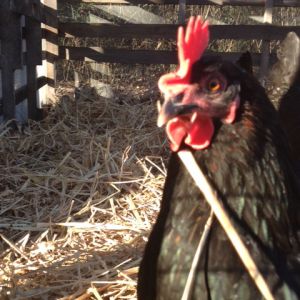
[157,100,177,127]
[157,96,198,127]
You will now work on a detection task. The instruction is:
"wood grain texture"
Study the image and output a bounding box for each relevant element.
[59,23,300,40]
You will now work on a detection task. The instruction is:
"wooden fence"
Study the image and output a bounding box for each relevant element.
[59,0,300,65]
[59,0,299,94]
[0,0,58,124]
[0,0,300,123]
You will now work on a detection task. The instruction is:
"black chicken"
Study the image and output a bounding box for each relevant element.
[138,17,300,300]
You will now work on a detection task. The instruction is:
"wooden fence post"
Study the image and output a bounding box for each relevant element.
[259,0,273,84]
[38,0,58,106]
[26,16,43,120]
[0,9,22,124]
[178,0,186,24]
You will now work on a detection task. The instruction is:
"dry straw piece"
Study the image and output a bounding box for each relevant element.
[0,83,167,299]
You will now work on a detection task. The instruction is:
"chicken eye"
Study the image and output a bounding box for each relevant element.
[207,79,222,93]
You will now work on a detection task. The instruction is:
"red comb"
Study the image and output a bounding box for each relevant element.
[158,16,209,95]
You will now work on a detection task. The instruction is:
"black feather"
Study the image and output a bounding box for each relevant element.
[236,51,253,75]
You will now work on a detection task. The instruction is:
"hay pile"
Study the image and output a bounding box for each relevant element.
[0,84,168,299]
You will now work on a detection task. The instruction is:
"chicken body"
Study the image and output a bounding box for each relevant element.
[138,57,300,300]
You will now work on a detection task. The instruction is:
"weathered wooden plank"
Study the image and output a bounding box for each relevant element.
[60,46,276,65]
[59,23,176,38]
[25,16,43,120]
[15,0,42,19]
[12,16,28,123]
[0,11,22,123]
[0,0,55,25]
[24,17,43,65]
[41,2,60,27]
[61,46,176,64]
[1,61,16,122]
[0,11,22,69]
[59,23,300,40]
[178,0,186,24]
[0,77,47,115]
[64,0,300,6]
[0,0,42,21]
[39,0,58,105]
[94,5,166,23]
[259,0,273,82]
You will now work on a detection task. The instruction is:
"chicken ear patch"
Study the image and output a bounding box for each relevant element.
[222,96,240,124]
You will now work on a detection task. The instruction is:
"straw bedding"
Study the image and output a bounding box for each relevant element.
[0,83,168,299]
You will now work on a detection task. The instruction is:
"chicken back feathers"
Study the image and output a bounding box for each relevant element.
[138,17,300,300]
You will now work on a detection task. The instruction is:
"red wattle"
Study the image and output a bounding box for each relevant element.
[166,113,214,152]
[166,118,188,152]
[185,116,214,150]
